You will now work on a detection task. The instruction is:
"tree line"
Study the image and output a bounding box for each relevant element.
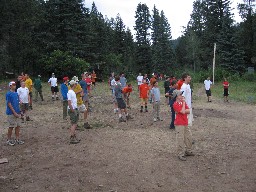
[0,0,255,81]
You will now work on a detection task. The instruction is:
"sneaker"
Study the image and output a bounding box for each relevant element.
[84,122,92,129]
[153,118,157,122]
[119,117,126,122]
[178,155,187,161]
[15,139,24,145]
[126,114,133,120]
[140,109,143,113]
[29,106,33,110]
[70,136,80,144]
[56,97,59,100]
[157,117,163,121]
[26,116,32,121]
[185,151,195,156]
[52,97,55,101]
[6,140,15,146]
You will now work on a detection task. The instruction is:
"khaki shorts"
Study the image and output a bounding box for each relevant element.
[20,103,29,111]
[78,104,86,113]
[68,109,79,125]
[140,98,148,103]
[7,115,22,128]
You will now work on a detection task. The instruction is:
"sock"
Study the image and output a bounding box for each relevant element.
[118,114,122,118]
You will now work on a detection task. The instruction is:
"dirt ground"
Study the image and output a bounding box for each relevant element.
[0,82,256,192]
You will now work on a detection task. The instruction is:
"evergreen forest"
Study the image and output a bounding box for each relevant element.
[0,0,255,81]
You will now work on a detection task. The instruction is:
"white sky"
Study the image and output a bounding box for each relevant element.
[84,0,243,39]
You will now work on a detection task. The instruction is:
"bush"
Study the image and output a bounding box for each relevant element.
[242,73,256,82]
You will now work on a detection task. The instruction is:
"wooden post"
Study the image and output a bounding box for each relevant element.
[213,43,216,84]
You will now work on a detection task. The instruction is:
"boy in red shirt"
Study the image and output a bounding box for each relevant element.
[139,79,150,112]
[223,78,229,102]
[122,84,133,109]
[173,90,194,161]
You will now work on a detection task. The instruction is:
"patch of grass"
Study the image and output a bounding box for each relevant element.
[212,81,256,104]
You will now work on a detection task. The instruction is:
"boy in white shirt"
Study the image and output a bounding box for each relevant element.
[48,73,59,100]
[17,81,31,121]
[67,80,80,144]
[204,77,212,102]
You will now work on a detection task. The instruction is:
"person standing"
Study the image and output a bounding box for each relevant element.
[120,73,127,88]
[61,77,69,120]
[17,81,31,122]
[114,76,132,122]
[91,70,97,89]
[34,75,44,102]
[25,74,33,109]
[173,89,194,161]
[151,81,162,122]
[80,74,91,128]
[180,73,193,126]
[223,78,229,102]
[164,76,170,104]
[136,73,144,91]
[139,79,150,112]
[165,80,177,129]
[204,77,212,102]
[6,81,24,146]
[48,73,59,101]
[111,74,118,113]
[84,72,92,96]
[67,80,80,144]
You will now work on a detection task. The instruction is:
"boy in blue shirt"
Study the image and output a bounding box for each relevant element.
[61,77,69,120]
[6,81,24,146]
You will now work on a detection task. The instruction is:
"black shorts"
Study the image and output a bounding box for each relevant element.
[206,89,211,96]
[223,88,229,96]
[116,98,126,109]
[92,82,96,85]
[51,86,59,93]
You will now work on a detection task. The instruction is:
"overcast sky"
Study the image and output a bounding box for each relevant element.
[84,0,243,39]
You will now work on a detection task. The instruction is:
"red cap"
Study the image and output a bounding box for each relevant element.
[63,77,69,81]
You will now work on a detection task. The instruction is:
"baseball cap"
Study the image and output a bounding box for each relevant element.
[69,80,77,86]
[63,76,69,81]
[172,90,184,98]
[9,81,16,87]
[72,76,79,82]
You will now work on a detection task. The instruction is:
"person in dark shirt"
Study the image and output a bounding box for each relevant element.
[165,80,177,129]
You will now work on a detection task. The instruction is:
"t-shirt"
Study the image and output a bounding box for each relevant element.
[114,83,123,99]
[34,78,42,90]
[151,87,161,102]
[61,83,68,100]
[69,84,83,105]
[168,88,176,106]
[111,79,116,90]
[17,87,29,103]
[67,89,77,109]
[173,101,189,126]
[25,78,33,92]
[150,77,156,86]
[137,75,143,85]
[91,73,96,83]
[223,81,229,89]
[6,91,20,115]
[181,83,192,108]
[85,77,92,90]
[204,80,212,90]
[48,77,58,87]
[122,86,132,93]
[139,83,149,98]
[120,77,127,88]
[79,80,87,94]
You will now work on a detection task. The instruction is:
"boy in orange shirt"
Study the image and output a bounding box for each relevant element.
[139,79,150,112]
[173,89,194,161]
[122,84,132,109]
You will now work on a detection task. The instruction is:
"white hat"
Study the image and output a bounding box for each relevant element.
[72,76,79,82]
[9,81,16,87]
[69,80,77,86]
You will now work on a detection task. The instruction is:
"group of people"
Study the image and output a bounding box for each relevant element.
[5,71,97,146]
[5,69,230,160]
